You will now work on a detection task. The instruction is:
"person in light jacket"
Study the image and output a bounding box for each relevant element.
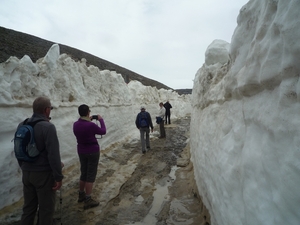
[157,102,166,138]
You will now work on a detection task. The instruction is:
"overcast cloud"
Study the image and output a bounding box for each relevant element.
[0,0,248,89]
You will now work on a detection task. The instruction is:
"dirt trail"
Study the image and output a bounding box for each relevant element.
[1,117,210,225]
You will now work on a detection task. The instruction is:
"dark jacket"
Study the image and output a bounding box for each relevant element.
[17,114,64,182]
[164,102,172,114]
[135,111,153,129]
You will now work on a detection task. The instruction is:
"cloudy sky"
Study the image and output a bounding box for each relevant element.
[0,0,248,89]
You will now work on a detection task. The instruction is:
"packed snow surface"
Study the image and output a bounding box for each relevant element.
[191,0,300,225]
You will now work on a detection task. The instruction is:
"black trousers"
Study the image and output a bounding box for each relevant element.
[21,171,56,225]
[165,113,171,124]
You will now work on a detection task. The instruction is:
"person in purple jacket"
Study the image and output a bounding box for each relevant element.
[73,104,106,210]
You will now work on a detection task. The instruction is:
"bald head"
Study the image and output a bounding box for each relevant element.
[33,97,51,114]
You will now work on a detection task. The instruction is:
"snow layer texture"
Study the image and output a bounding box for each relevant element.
[0,44,191,210]
[190,0,300,225]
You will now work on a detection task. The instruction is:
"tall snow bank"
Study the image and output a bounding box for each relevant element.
[0,44,191,210]
[191,0,300,225]
[205,39,230,66]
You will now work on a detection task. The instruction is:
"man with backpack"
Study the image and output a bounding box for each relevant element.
[15,96,63,225]
[135,106,154,154]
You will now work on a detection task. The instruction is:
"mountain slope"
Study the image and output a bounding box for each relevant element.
[0,26,174,90]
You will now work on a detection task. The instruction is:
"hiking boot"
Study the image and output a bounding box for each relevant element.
[78,191,86,203]
[84,197,99,210]
[142,150,146,154]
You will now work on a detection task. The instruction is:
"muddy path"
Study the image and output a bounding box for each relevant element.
[1,117,210,225]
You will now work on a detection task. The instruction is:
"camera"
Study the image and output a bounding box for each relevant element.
[91,115,98,120]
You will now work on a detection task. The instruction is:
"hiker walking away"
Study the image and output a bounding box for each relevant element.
[73,104,106,210]
[163,100,172,124]
[157,102,166,138]
[135,106,154,154]
[16,96,63,225]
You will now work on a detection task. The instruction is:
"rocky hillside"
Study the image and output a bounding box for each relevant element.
[0,26,192,94]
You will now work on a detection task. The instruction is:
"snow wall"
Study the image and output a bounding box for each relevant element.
[0,44,191,210]
[190,0,300,225]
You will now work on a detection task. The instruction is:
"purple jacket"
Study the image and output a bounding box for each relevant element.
[73,117,106,154]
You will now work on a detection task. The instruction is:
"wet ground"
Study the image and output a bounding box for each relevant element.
[1,117,210,225]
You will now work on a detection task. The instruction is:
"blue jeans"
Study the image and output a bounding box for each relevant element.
[140,127,150,152]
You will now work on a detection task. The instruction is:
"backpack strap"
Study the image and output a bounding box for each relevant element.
[22,118,29,125]
[25,119,46,127]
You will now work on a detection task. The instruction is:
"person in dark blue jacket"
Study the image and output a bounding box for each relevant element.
[135,106,154,154]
